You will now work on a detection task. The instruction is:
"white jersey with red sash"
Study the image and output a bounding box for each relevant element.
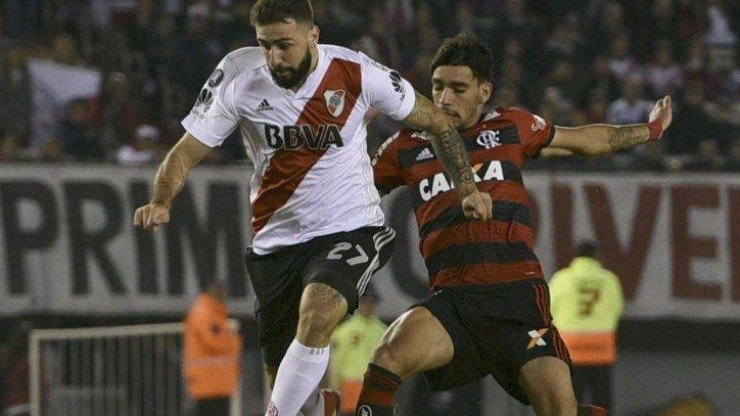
[182,45,415,254]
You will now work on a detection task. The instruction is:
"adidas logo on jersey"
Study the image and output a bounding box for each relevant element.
[257,99,273,112]
[416,148,434,161]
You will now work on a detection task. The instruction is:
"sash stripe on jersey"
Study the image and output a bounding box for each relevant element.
[252,58,362,236]
[426,241,536,278]
[356,226,396,296]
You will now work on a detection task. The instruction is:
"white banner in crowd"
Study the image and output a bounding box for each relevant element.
[27,59,102,150]
[0,165,738,320]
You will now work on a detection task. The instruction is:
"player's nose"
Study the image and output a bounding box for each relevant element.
[267,49,284,68]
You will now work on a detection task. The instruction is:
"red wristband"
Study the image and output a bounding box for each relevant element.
[647,119,663,141]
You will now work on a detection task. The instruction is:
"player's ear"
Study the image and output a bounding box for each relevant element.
[480,81,493,104]
[308,25,319,48]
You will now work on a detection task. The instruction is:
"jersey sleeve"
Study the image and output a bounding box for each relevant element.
[359,53,416,121]
[181,56,240,147]
[371,132,406,194]
[508,107,555,159]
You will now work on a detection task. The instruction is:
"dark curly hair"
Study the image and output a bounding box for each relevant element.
[250,0,314,26]
[430,32,493,83]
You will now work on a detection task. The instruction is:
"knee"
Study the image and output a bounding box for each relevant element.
[296,309,337,346]
[371,342,411,379]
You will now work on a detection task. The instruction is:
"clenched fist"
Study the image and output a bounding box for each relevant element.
[133,202,171,233]
[462,191,493,221]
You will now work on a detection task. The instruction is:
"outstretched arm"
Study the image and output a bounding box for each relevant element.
[402,90,492,219]
[133,133,212,232]
[547,96,672,156]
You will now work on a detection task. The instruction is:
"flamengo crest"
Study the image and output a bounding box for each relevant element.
[323,89,346,118]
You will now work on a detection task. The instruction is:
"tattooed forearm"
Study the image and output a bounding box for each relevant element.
[407,90,436,126]
[401,91,477,197]
[151,150,188,207]
[607,125,651,152]
[431,127,477,198]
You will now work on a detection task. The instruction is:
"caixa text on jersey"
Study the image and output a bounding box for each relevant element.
[264,123,344,150]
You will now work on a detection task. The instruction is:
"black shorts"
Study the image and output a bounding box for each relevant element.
[244,226,395,367]
[419,278,571,404]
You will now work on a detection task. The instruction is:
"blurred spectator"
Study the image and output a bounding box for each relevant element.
[578,55,621,107]
[538,86,574,126]
[116,124,164,166]
[683,38,710,85]
[1,0,42,41]
[50,33,85,67]
[324,0,370,46]
[664,81,717,155]
[216,2,257,51]
[587,0,627,57]
[533,58,580,109]
[644,39,684,99]
[653,394,719,416]
[330,288,387,416]
[634,140,669,172]
[144,13,182,83]
[184,280,242,416]
[90,72,138,158]
[703,0,737,48]
[52,98,104,162]
[0,134,24,162]
[0,42,32,144]
[0,320,32,416]
[584,88,610,123]
[549,241,624,410]
[606,74,653,126]
[683,139,725,171]
[175,3,225,98]
[347,6,396,70]
[606,32,639,81]
[543,13,586,61]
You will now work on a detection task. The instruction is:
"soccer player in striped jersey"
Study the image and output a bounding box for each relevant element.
[356,32,672,416]
[133,2,492,416]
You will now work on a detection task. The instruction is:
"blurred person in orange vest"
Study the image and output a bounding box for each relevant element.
[184,280,243,416]
[1,320,32,416]
[329,287,387,416]
[549,241,624,410]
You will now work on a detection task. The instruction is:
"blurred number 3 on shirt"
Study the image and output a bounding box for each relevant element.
[578,286,602,317]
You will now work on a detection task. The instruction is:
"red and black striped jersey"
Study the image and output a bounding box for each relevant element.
[372,107,554,289]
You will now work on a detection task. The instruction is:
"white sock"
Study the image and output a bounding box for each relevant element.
[266,339,329,416]
[300,386,325,416]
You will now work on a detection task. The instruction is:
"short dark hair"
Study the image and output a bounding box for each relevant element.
[575,240,598,258]
[250,0,314,26]
[430,32,493,83]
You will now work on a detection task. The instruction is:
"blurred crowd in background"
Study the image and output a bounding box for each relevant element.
[0,0,738,171]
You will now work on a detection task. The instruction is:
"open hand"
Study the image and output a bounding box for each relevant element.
[649,95,673,133]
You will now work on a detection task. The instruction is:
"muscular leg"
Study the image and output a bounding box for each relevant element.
[372,306,454,379]
[266,282,348,416]
[517,356,578,416]
[354,306,454,415]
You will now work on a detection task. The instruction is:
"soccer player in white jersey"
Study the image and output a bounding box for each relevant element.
[133,1,492,415]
